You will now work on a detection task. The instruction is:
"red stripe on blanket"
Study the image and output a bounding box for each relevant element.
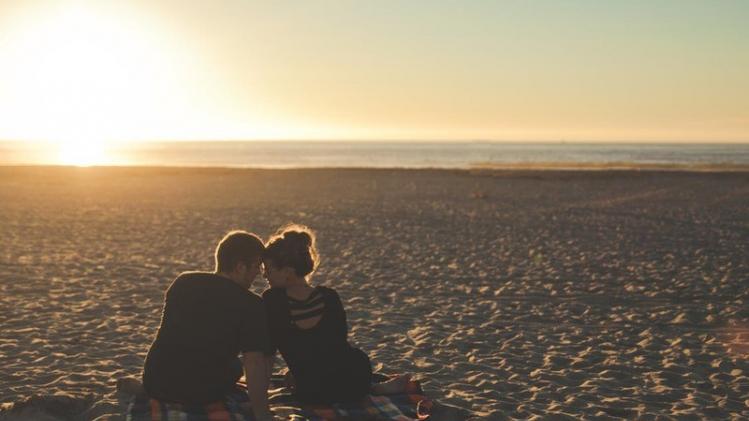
[405,380,421,394]
[408,393,427,404]
[206,401,231,421]
[311,407,338,419]
[149,399,161,421]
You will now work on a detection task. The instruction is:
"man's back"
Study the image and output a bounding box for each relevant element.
[142,272,269,404]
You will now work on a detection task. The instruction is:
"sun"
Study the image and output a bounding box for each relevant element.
[0,5,165,164]
[0,4,222,164]
[57,138,110,167]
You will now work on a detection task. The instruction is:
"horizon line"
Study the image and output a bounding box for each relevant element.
[2,138,749,145]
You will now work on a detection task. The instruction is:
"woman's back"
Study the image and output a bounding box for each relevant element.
[286,285,327,330]
[263,286,349,373]
[263,285,372,403]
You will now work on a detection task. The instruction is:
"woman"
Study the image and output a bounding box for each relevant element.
[261,224,409,404]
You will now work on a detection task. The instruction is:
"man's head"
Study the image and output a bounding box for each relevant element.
[215,230,265,289]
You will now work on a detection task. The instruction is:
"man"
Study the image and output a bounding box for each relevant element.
[142,230,274,421]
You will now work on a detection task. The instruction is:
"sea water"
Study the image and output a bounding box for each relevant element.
[1,141,748,168]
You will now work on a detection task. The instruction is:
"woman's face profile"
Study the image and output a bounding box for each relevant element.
[263,259,286,288]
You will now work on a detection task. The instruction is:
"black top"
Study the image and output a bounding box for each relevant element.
[262,286,351,378]
[142,272,271,404]
[288,288,327,322]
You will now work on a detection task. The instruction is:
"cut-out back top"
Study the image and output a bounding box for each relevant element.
[262,285,373,404]
[262,286,351,376]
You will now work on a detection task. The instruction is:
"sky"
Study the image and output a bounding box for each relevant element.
[0,0,747,144]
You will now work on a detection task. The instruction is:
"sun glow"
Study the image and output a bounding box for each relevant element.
[0,3,258,164]
[56,138,110,167]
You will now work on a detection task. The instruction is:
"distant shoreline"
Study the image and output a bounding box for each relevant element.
[2,141,748,169]
[1,162,749,173]
[469,161,749,172]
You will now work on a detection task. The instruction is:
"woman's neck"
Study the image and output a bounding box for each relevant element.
[285,277,314,300]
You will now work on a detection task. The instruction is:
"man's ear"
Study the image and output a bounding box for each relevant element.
[234,261,247,274]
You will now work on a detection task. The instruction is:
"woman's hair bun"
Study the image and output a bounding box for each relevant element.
[264,223,319,277]
[283,230,313,248]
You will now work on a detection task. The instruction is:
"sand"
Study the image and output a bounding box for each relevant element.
[0,166,747,420]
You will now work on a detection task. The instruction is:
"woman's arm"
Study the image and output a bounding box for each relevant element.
[326,288,348,339]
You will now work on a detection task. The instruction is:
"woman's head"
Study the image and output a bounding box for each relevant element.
[263,224,319,288]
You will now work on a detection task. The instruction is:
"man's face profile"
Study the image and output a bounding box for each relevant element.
[240,257,263,289]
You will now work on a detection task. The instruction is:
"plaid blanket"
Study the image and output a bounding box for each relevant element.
[126,374,430,420]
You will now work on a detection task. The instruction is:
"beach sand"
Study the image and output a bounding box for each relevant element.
[0,166,747,420]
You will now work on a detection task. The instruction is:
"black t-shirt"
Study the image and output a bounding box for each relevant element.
[142,272,270,404]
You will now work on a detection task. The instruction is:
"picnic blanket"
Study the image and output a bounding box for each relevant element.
[126,374,431,420]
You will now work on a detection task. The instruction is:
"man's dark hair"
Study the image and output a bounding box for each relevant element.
[215,230,265,273]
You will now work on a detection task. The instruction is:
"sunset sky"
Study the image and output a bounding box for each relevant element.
[0,0,747,145]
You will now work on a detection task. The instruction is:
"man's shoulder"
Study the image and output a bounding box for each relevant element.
[169,271,211,287]
[175,271,217,280]
[168,271,238,295]
[170,270,216,284]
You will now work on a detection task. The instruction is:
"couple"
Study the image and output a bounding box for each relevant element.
[141,225,410,421]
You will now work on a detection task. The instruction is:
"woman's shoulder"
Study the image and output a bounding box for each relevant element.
[262,285,340,303]
[315,285,339,296]
[315,286,343,305]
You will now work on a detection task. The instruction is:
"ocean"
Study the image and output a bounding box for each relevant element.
[1,141,748,169]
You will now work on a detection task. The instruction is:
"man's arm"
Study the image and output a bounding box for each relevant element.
[242,351,272,421]
[265,355,274,380]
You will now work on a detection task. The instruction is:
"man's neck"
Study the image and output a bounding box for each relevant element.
[216,270,243,287]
